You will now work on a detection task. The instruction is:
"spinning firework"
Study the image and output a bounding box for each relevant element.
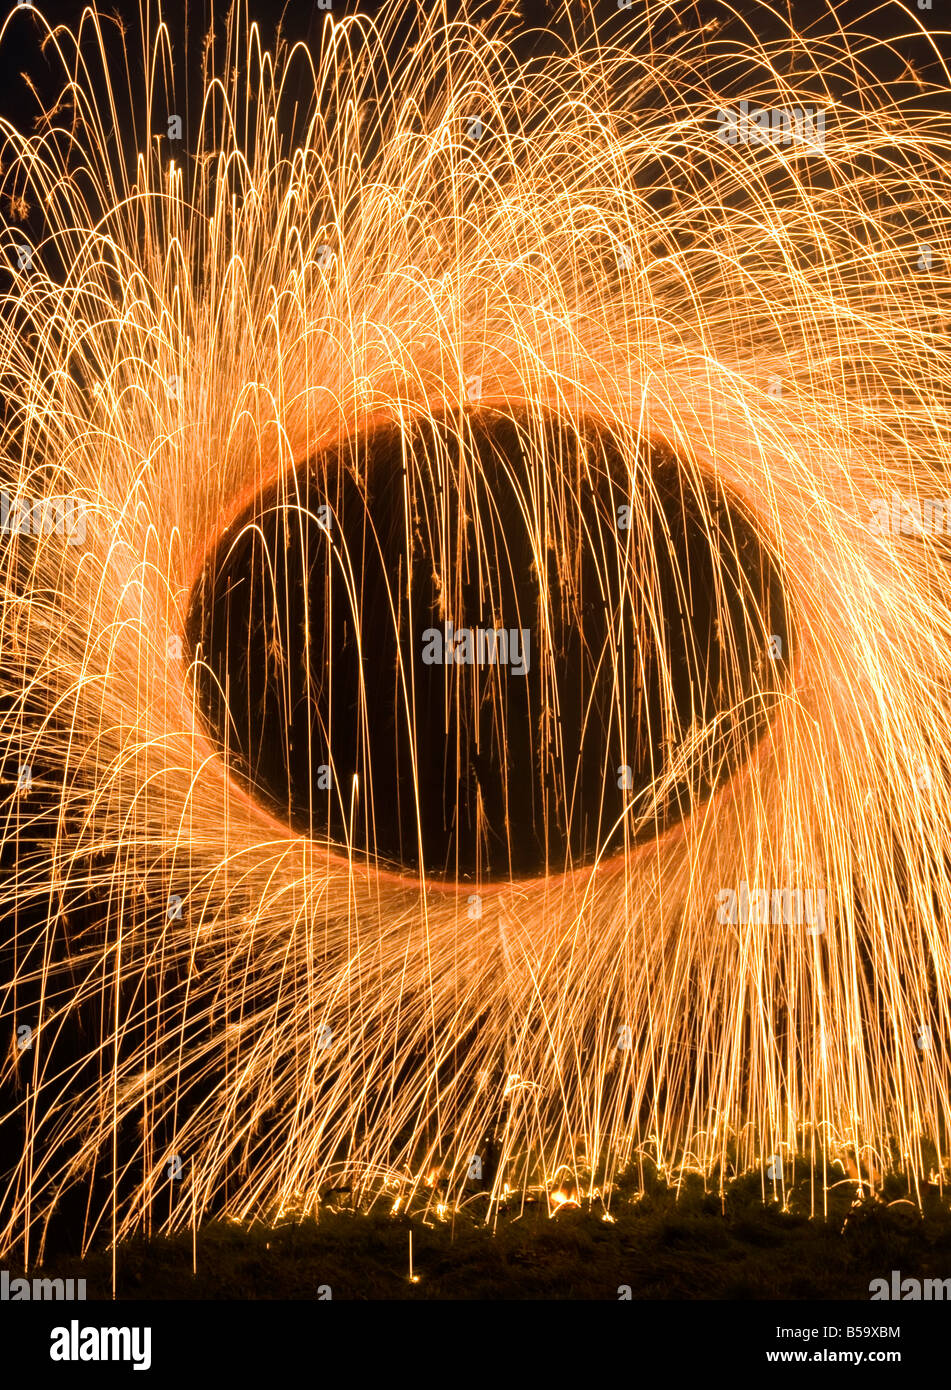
[1,0,950,1262]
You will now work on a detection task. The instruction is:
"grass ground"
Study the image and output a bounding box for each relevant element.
[12,1166,951,1299]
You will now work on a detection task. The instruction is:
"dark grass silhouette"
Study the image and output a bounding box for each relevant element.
[14,1163,951,1300]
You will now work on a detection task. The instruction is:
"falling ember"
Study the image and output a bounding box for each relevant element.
[0,0,950,1267]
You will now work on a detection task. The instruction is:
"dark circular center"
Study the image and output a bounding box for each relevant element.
[186,410,789,880]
